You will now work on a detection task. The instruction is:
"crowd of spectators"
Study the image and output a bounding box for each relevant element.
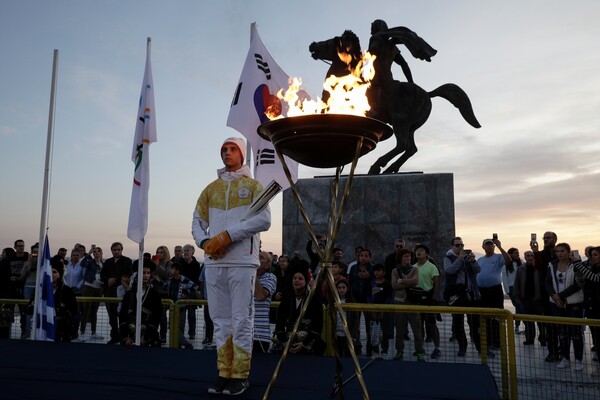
[1,232,599,377]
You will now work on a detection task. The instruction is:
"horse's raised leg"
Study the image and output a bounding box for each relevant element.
[368,139,405,175]
[383,129,417,173]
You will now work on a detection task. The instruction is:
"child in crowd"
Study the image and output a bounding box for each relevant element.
[321,260,347,304]
[335,279,358,357]
[366,263,393,358]
[116,272,131,313]
[164,262,199,349]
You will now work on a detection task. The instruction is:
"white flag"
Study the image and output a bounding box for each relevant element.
[127,38,157,243]
[34,234,55,341]
[227,23,298,190]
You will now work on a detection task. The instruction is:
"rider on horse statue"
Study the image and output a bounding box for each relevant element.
[367,19,436,122]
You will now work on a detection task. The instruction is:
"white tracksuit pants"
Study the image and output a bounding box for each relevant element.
[205,266,256,379]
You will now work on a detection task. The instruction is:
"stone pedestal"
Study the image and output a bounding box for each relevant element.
[282,173,455,266]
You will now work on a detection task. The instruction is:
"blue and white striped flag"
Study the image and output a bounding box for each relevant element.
[35,235,56,341]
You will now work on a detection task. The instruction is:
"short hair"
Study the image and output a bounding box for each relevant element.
[31,242,40,252]
[354,246,365,253]
[14,239,24,247]
[545,232,558,241]
[414,244,429,254]
[111,242,123,250]
[183,244,195,254]
[451,237,463,246]
[399,248,412,257]
[170,262,182,271]
[143,259,156,273]
[333,247,343,253]
[331,260,342,268]
[359,248,372,257]
[372,263,384,271]
[507,248,518,255]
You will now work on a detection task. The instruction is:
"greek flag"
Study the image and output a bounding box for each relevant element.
[34,235,56,341]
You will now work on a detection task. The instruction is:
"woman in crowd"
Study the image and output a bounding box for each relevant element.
[275,261,325,355]
[119,260,162,347]
[574,246,600,376]
[546,242,584,371]
[153,245,171,342]
[51,260,78,342]
[153,246,172,283]
[503,248,523,334]
[270,254,292,324]
[334,278,358,357]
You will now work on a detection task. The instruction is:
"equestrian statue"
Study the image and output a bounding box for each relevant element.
[309,19,481,174]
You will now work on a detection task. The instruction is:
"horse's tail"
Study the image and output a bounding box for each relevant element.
[429,84,481,128]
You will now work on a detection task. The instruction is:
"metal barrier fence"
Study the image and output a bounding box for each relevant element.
[2,297,599,399]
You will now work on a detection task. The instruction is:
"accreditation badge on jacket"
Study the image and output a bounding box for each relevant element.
[238,186,250,199]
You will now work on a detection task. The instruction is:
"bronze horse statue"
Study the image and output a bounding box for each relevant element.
[309,24,481,174]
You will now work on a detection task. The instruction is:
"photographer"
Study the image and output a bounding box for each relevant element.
[443,236,481,357]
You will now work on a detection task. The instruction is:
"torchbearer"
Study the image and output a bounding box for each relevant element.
[192,137,271,396]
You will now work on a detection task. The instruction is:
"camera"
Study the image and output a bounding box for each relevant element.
[492,233,498,240]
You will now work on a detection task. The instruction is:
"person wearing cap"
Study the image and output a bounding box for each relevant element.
[477,238,508,349]
[192,137,271,396]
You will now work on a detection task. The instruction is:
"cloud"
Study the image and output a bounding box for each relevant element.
[0,126,16,136]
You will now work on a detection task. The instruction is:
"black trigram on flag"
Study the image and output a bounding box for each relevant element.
[254,53,271,80]
[256,148,275,165]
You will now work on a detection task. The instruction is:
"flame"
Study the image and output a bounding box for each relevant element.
[267,52,376,120]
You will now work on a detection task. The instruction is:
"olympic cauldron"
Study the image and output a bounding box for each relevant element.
[257,113,392,400]
[257,113,392,168]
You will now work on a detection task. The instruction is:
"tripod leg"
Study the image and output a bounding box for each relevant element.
[325,263,369,399]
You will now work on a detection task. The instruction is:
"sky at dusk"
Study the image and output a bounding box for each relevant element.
[1,0,599,262]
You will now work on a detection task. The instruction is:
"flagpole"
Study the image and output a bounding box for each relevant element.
[134,240,144,345]
[32,49,59,338]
